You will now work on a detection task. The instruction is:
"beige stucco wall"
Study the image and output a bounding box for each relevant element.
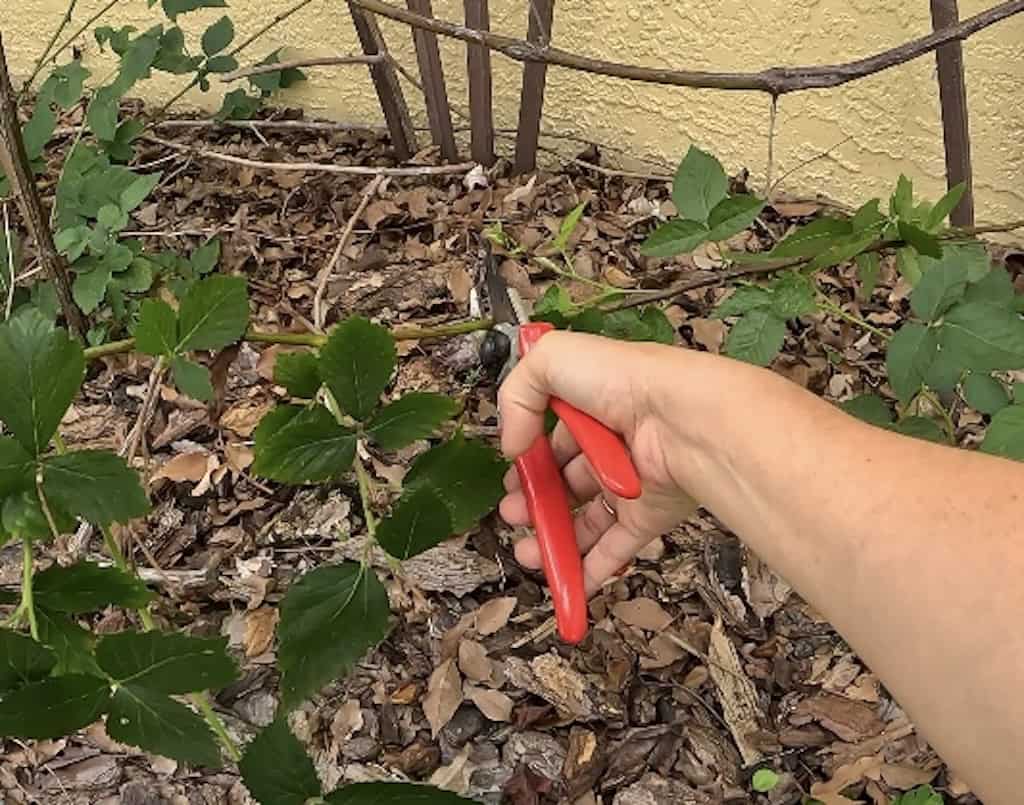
[3,0,1023,225]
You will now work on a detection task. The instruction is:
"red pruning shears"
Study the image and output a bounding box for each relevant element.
[478,243,642,644]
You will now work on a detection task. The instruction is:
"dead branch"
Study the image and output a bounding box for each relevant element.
[142,134,475,176]
[0,35,85,338]
[313,174,386,330]
[220,53,385,83]
[350,0,1024,95]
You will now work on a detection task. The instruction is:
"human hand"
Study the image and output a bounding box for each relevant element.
[497,330,701,595]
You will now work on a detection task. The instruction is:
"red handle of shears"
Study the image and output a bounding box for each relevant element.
[514,322,642,644]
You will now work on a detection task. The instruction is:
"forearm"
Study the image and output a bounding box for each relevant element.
[666,353,1024,803]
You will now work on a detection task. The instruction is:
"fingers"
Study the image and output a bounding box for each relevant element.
[503,423,581,494]
[501,453,602,525]
[513,496,615,567]
[581,524,646,595]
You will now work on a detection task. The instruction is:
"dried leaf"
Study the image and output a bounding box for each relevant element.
[225,442,254,473]
[465,684,513,722]
[690,318,727,352]
[792,692,885,742]
[811,753,884,800]
[879,763,939,790]
[611,598,673,631]
[363,199,402,229]
[447,264,473,306]
[457,639,493,683]
[243,606,279,657]
[639,634,686,670]
[474,596,516,636]
[603,265,637,289]
[220,400,273,437]
[152,451,209,483]
[331,699,364,742]
[423,658,464,737]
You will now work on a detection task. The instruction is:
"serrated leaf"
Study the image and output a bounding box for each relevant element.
[856,252,880,300]
[891,175,914,219]
[403,435,506,533]
[135,299,178,356]
[320,317,396,420]
[771,217,853,258]
[601,308,672,344]
[42,450,149,525]
[887,323,938,403]
[0,674,110,739]
[639,219,709,258]
[171,356,214,401]
[897,247,923,286]
[2,488,73,541]
[161,0,227,21]
[0,309,85,456]
[274,351,321,398]
[0,437,34,499]
[239,719,322,805]
[377,487,452,560]
[87,85,121,141]
[926,183,967,231]
[941,302,1024,371]
[72,262,112,314]
[191,238,221,275]
[532,285,574,318]
[325,783,480,804]
[706,195,765,242]
[981,404,1024,461]
[713,285,773,318]
[154,26,200,74]
[851,199,887,233]
[278,563,389,710]
[176,274,249,351]
[839,394,893,428]
[107,684,222,767]
[553,201,586,252]
[119,172,161,213]
[723,310,786,367]
[252,405,357,484]
[769,273,817,319]
[640,306,675,344]
[36,610,100,676]
[672,146,728,224]
[898,221,942,259]
[910,254,968,321]
[366,393,458,450]
[963,261,1011,306]
[96,631,237,694]
[0,630,56,694]
[962,373,1009,415]
[202,15,234,55]
[891,416,945,444]
[34,561,153,613]
[806,232,878,272]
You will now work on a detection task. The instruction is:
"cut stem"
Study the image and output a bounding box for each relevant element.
[21,539,39,641]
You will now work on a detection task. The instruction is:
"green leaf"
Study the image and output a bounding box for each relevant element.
[278,563,389,710]
[553,202,586,252]
[2,489,69,541]
[896,247,923,286]
[533,285,574,319]
[769,273,817,319]
[926,183,967,231]
[0,310,85,456]
[135,299,178,356]
[713,285,773,318]
[239,719,322,805]
[34,561,153,613]
[706,195,765,242]
[403,434,506,532]
[639,219,709,258]
[252,405,357,483]
[0,630,56,694]
[805,232,878,272]
[107,684,222,767]
[840,394,893,428]
[274,351,322,398]
[216,88,262,121]
[981,404,1024,461]
[672,146,728,224]
[97,203,129,231]
[176,274,249,351]
[171,356,214,401]
[87,86,121,141]
[366,393,458,450]
[640,306,675,344]
[72,262,113,314]
[202,16,235,55]
[890,785,943,805]
[96,631,237,694]
[962,261,1011,306]
[898,221,942,259]
[891,175,914,219]
[0,437,34,499]
[42,450,149,526]
[191,237,221,275]
[962,373,1009,415]
[120,172,161,213]
[36,610,101,676]
[771,217,853,258]
[891,417,945,444]
[941,302,1024,371]
[0,674,110,739]
[205,54,239,74]
[887,323,938,403]
[851,199,887,234]
[377,487,452,560]
[568,307,605,334]
[751,768,780,793]
[116,30,161,88]
[325,783,480,804]
[954,243,992,284]
[161,0,227,21]
[154,26,201,74]
[723,310,786,367]
[45,61,89,109]
[910,254,968,321]
[319,317,396,420]
[22,102,57,162]
[855,252,880,300]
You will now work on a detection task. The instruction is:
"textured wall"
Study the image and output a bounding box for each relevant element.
[3,0,1023,224]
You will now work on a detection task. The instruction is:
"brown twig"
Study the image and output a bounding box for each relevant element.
[141,134,475,176]
[0,35,84,338]
[228,0,317,58]
[220,53,385,83]
[313,174,386,331]
[350,0,1024,94]
[20,0,81,98]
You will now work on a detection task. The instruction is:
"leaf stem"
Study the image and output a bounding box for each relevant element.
[21,539,39,641]
[816,295,891,342]
[20,0,81,98]
[192,691,242,762]
[918,387,957,445]
[29,0,125,96]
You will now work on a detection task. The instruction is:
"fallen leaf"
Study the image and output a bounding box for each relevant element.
[429,745,475,796]
[845,673,880,703]
[742,552,792,620]
[811,753,883,800]
[639,633,686,670]
[255,345,300,382]
[152,451,209,483]
[220,400,273,437]
[611,598,673,631]
[773,201,823,217]
[363,199,402,229]
[225,442,254,473]
[423,658,464,737]
[243,606,278,657]
[463,164,488,191]
[391,682,419,705]
[879,763,939,790]
[475,596,517,636]
[792,692,885,743]
[690,318,727,352]
[603,265,637,289]
[503,175,537,208]
[458,639,493,683]
[465,684,513,722]
[331,699,364,742]
[447,264,473,306]
[398,187,431,219]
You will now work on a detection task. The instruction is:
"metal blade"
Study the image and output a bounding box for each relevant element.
[482,240,525,326]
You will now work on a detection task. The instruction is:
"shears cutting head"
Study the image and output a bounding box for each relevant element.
[477,238,528,380]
